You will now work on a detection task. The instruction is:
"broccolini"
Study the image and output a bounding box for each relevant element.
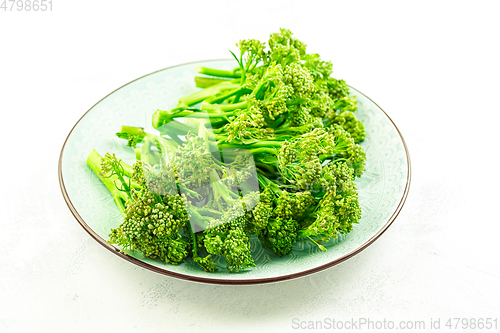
[87,28,367,272]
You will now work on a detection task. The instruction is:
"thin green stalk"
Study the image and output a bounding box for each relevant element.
[178,81,240,107]
[201,100,248,112]
[195,76,232,88]
[217,140,282,150]
[307,237,327,252]
[195,66,241,78]
[209,86,252,105]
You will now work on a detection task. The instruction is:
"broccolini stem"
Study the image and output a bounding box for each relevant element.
[232,90,243,104]
[269,115,286,128]
[217,140,282,150]
[215,147,278,158]
[209,86,252,105]
[120,125,147,140]
[117,125,181,151]
[274,125,310,135]
[194,76,234,88]
[257,173,281,194]
[195,66,241,78]
[178,81,240,107]
[201,100,248,113]
[194,207,222,219]
[178,184,203,201]
[307,236,327,252]
[154,111,233,131]
[255,161,277,175]
[247,147,279,155]
[185,216,201,259]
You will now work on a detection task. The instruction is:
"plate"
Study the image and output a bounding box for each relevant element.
[59,59,411,285]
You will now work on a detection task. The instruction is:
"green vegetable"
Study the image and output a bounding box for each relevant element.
[87,28,367,272]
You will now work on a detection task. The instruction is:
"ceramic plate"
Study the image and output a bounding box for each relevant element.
[59,59,411,285]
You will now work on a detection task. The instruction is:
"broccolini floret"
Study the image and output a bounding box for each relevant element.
[87,150,191,264]
[298,162,362,241]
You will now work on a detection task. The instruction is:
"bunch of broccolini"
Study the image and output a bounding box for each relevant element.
[87,28,367,273]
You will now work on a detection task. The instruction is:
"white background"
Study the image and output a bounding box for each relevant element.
[1,1,499,332]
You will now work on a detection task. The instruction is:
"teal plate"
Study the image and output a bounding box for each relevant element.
[59,60,411,285]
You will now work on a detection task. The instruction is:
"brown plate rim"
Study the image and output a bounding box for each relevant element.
[58,59,412,285]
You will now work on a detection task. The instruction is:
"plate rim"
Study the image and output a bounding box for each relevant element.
[58,59,412,285]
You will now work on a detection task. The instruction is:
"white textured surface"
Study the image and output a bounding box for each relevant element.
[1,1,499,332]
